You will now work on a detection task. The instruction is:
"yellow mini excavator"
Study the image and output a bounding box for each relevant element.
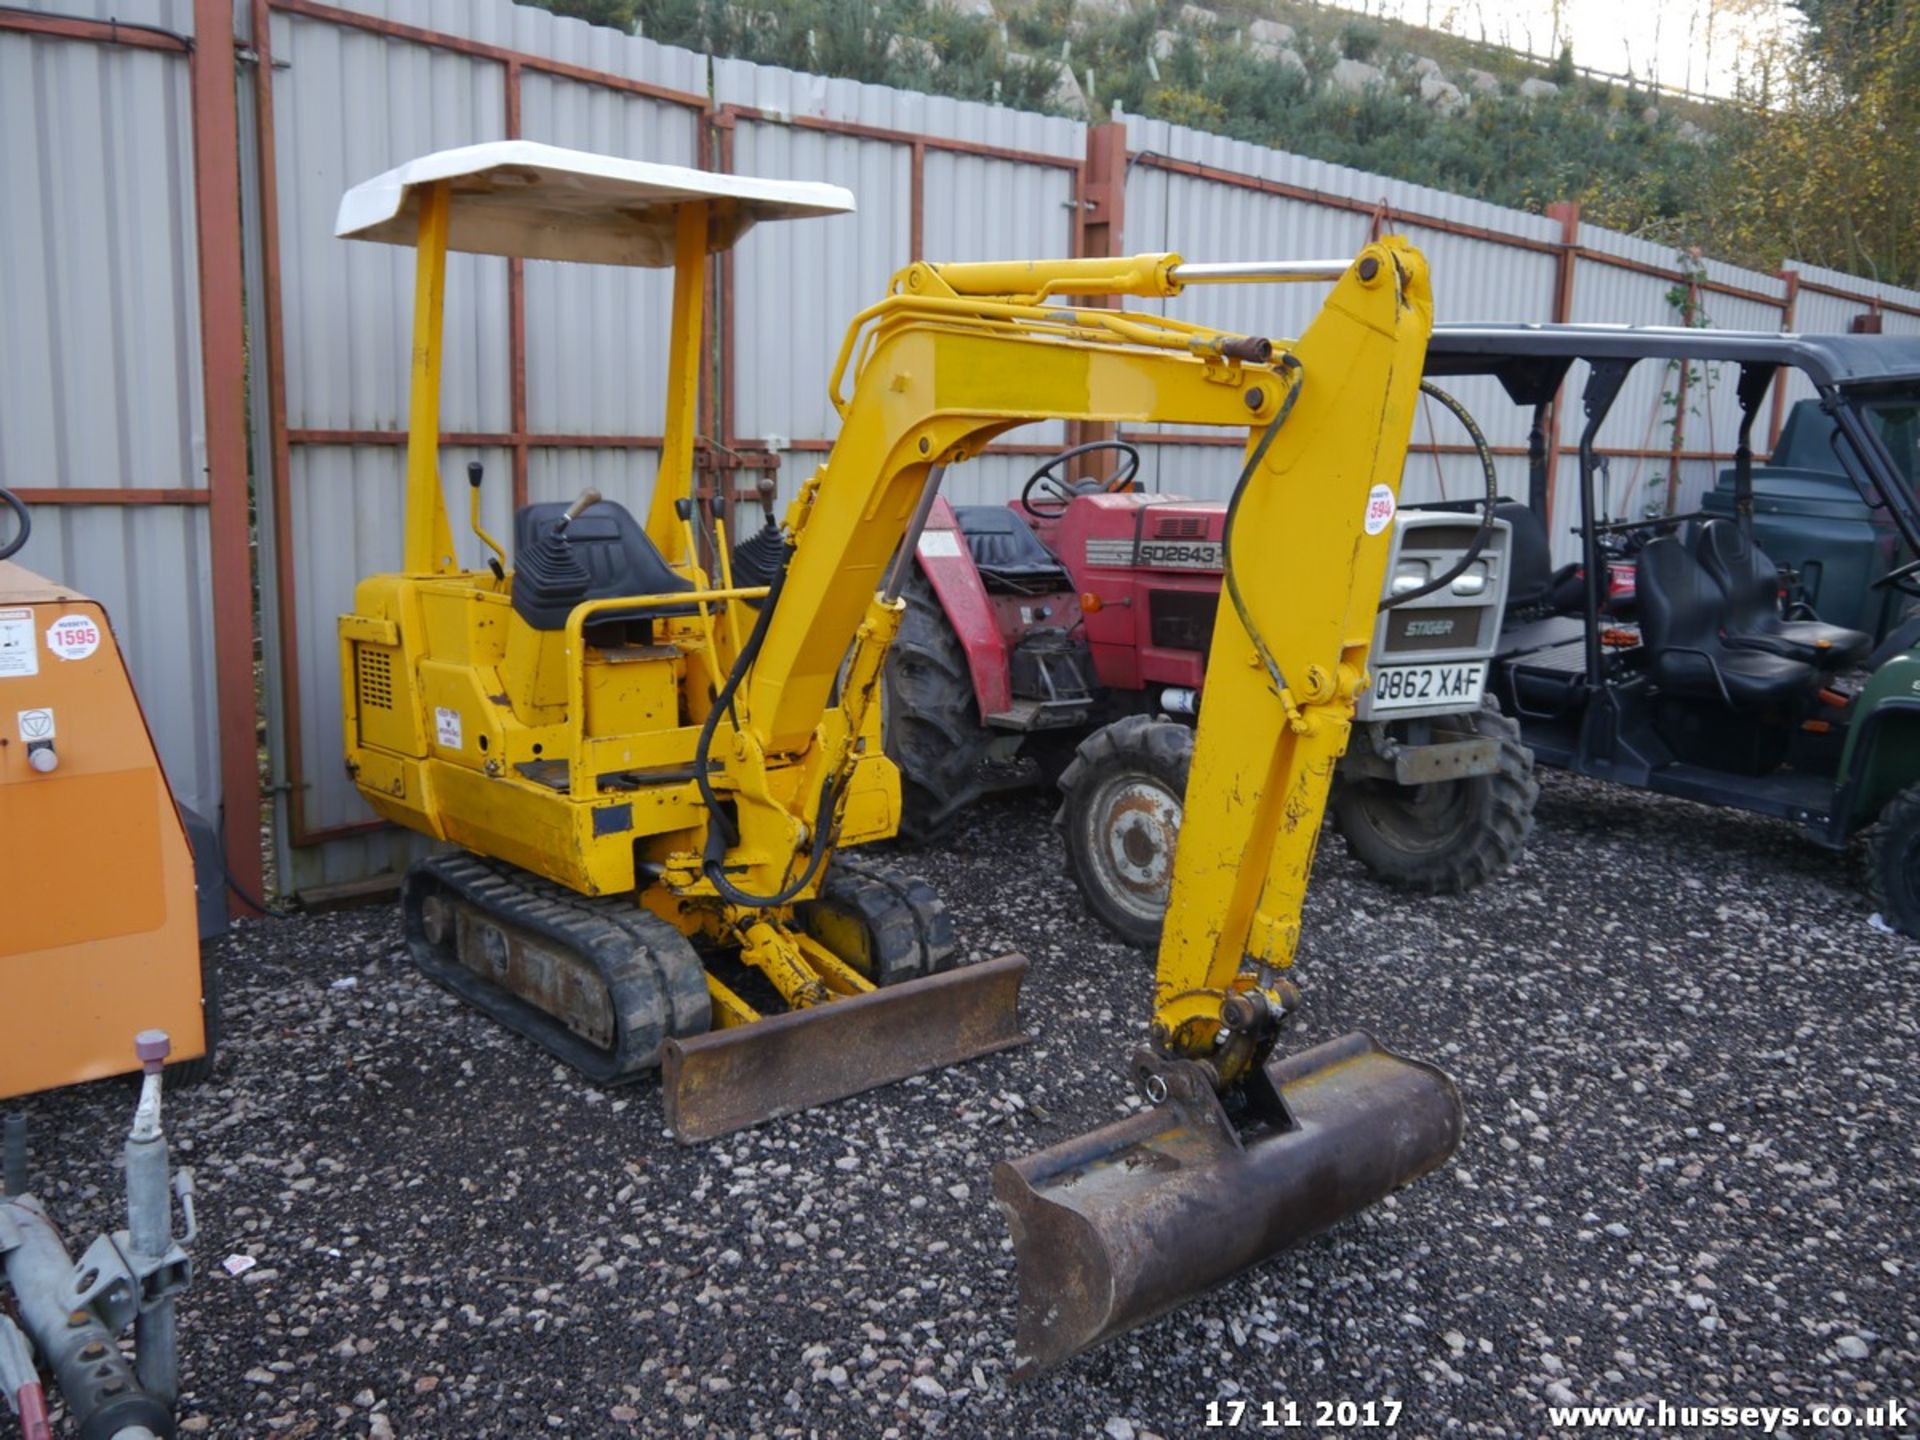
[336,141,1463,1370]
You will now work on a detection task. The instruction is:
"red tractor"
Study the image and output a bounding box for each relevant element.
[884,441,1539,944]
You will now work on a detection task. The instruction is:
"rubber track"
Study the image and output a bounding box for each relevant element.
[818,857,960,979]
[404,854,709,1083]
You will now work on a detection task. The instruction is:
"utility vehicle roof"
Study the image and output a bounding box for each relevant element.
[335,141,855,266]
[1427,323,1920,399]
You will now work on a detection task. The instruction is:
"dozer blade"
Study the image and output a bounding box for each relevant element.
[662,953,1030,1142]
[992,1031,1463,1379]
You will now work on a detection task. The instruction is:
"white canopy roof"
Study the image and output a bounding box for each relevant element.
[335,140,855,266]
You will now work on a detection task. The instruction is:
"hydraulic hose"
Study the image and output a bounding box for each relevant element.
[0,487,29,563]
[1377,380,1498,608]
[1220,355,1305,700]
[691,532,848,908]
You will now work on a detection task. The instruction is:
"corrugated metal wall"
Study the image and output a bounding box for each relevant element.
[1121,115,1564,512]
[712,59,1086,509]
[0,1,223,824]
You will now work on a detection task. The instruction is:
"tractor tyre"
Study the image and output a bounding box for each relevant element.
[1056,715,1193,948]
[1867,783,1920,939]
[1331,698,1537,895]
[882,567,996,845]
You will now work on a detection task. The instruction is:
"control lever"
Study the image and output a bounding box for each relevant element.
[558,487,602,534]
[466,462,507,581]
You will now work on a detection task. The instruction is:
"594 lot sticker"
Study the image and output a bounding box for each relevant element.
[44,613,102,662]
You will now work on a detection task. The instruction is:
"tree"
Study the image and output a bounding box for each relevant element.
[1691,0,1919,284]
[524,0,641,30]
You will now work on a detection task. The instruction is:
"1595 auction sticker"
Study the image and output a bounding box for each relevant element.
[0,608,36,678]
[44,613,102,662]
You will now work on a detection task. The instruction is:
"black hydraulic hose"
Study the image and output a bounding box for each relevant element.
[1221,356,1306,699]
[0,487,29,563]
[691,532,846,908]
[1377,380,1499,608]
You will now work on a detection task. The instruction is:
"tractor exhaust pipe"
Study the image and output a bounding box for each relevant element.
[993,1031,1462,1378]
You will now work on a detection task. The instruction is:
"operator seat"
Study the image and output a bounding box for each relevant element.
[954,506,1075,591]
[1635,536,1817,708]
[511,498,694,630]
[1694,520,1870,670]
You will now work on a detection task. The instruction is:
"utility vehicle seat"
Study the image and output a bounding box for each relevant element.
[1694,519,1870,670]
[1636,536,1817,709]
[512,499,694,630]
[955,506,1074,591]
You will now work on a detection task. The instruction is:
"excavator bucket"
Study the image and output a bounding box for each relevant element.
[662,953,1030,1141]
[993,1031,1463,1378]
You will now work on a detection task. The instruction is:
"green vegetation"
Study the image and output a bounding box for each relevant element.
[523,0,1917,289]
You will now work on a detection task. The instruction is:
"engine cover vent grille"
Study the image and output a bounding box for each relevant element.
[358,647,394,711]
[1154,516,1208,540]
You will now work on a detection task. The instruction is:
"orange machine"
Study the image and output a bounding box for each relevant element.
[0,554,212,1098]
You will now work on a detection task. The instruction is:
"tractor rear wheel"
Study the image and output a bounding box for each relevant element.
[1056,715,1193,948]
[1867,783,1920,939]
[1330,699,1537,894]
[883,568,996,844]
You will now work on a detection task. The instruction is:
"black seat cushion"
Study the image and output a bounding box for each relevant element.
[953,505,1074,591]
[1636,536,1817,708]
[1694,519,1870,669]
[512,499,694,631]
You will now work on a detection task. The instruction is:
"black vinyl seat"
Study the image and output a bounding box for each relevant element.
[1694,519,1870,670]
[1635,536,1818,709]
[512,499,694,631]
[953,506,1075,590]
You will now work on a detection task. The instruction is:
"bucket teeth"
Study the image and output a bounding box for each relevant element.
[663,953,1030,1141]
[994,1031,1463,1379]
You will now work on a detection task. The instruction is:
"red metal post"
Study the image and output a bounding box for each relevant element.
[909,141,926,262]
[1542,201,1580,524]
[1070,121,1127,461]
[192,0,266,913]
[1769,268,1799,451]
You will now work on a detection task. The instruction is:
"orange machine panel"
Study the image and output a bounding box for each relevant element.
[0,561,207,1099]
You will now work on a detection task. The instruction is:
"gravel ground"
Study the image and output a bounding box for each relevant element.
[12,770,1917,1439]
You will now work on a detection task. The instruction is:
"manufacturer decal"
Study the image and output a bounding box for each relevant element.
[1404,618,1456,637]
[0,608,36,678]
[1085,538,1223,572]
[1363,484,1396,537]
[435,707,463,750]
[44,613,101,662]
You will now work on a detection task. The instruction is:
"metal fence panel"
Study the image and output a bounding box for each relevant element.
[0,1,223,823]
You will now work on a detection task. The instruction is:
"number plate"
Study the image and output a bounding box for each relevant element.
[1367,661,1486,713]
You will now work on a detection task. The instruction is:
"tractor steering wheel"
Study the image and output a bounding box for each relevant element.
[1871,553,1920,597]
[0,487,29,564]
[1019,441,1142,519]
